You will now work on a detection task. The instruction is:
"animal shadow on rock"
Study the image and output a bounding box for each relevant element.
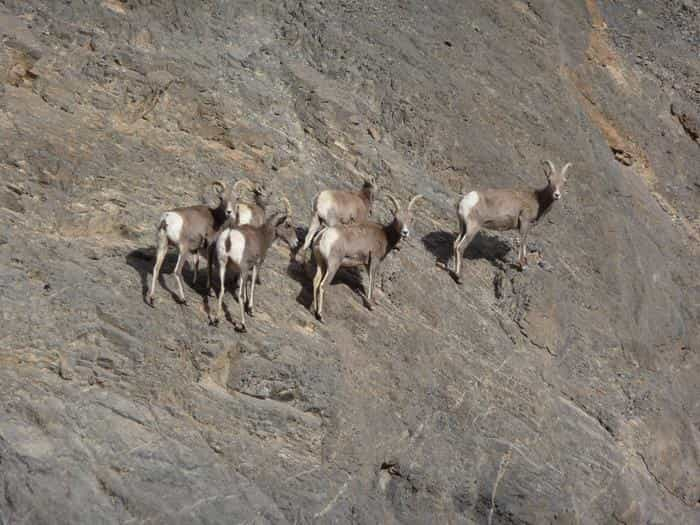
[421,230,513,278]
[126,248,209,306]
[286,257,367,312]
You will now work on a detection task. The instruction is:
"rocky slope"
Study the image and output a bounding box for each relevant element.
[1,1,699,523]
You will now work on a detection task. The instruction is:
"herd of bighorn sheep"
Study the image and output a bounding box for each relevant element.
[146,161,571,329]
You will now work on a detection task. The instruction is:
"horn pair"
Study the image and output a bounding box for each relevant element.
[544,160,573,178]
[383,193,424,213]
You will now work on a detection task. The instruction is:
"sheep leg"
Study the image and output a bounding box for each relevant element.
[213,260,227,324]
[191,252,199,284]
[518,219,530,270]
[206,243,215,297]
[317,261,340,322]
[300,214,322,257]
[365,254,376,310]
[311,261,324,315]
[454,220,479,284]
[173,251,187,303]
[452,216,467,282]
[147,229,168,306]
[237,270,248,332]
[247,265,258,316]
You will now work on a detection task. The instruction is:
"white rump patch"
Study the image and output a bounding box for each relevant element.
[316,191,334,219]
[223,229,246,265]
[162,212,183,242]
[319,227,340,259]
[236,205,253,225]
[458,191,479,218]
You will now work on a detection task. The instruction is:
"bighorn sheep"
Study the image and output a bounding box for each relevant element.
[452,160,572,282]
[146,179,247,306]
[208,198,298,332]
[311,193,423,322]
[298,177,378,258]
[233,180,271,227]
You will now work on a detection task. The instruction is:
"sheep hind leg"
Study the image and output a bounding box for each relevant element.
[173,251,187,304]
[452,217,468,283]
[237,270,248,332]
[147,229,168,306]
[246,266,258,316]
[212,260,227,325]
[300,214,322,259]
[317,261,340,323]
[311,261,324,316]
[454,220,479,284]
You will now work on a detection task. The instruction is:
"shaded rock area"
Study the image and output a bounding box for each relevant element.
[1,1,699,523]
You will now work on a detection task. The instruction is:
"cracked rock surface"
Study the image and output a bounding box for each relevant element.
[1,1,699,523]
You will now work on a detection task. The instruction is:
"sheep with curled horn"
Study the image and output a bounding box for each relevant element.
[298,175,378,260]
[311,192,423,322]
[147,179,244,306]
[452,160,572,282]
[208,196,299,332]
[230,178,272,227]
[224,178,289,285]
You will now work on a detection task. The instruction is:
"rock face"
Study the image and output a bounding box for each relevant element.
[1,1,699,523]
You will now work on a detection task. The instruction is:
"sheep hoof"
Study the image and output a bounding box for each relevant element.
[237,323,247,333]
[175,296,187,305]
[209,317,219,326]
[146,296,155,307]
[315,312,325,323]
[246,307,255,317]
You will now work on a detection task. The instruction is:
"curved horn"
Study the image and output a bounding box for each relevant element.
[561,162,573,178]
[211,180,227,194]
[384,193,401,214]
[544,160,556,177]
[407,194,423,211]
[232,178,255,194]
[279,196,292,217]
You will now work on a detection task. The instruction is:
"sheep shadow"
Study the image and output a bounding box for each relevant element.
[421,230,514,277]
[125,247,209,306]
[286,255,367,313]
